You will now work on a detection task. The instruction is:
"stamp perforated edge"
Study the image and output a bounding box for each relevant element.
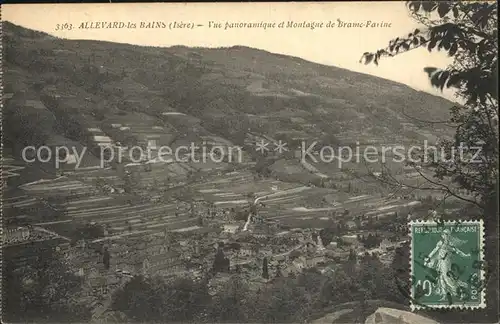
[1,13,5,320]
[409,219,486,311]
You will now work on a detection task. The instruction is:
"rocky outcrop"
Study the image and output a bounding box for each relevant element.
[365,308,439,324]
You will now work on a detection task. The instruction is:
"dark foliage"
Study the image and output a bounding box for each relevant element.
[262,257,269,279]
[2,246,90,323]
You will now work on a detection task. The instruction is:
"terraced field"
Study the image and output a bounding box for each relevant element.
[11,174,196,240]
[45,165,421,227]
[170,169,424,229]
[2,21,460,252]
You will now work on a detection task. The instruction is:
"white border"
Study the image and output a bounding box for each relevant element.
[409,219,486,310]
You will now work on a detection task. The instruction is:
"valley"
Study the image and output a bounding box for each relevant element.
[1,21,479,322]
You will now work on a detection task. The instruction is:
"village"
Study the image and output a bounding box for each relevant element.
[2,83,473,322]
[1,28,469,321]
[4,108,417,321]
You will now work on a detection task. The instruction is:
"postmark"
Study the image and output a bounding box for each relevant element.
[409,220,485,310]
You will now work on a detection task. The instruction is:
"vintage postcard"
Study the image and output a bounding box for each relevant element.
[1,2,498,324]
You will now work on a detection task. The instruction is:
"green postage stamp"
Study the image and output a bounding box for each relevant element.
[410,220,486,310]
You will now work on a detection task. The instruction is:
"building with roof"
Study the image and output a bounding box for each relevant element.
[36,134,102,176]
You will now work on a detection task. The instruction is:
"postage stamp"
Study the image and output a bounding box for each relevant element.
[409,220,486,310]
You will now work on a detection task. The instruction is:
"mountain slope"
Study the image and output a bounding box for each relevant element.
[2,21,455,155]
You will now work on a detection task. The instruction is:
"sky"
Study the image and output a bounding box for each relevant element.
[3,2,457,101]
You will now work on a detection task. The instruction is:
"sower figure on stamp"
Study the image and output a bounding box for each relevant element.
[424,229,471,301]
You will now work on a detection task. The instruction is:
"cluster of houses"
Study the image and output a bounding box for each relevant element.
[2,91,414,318]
